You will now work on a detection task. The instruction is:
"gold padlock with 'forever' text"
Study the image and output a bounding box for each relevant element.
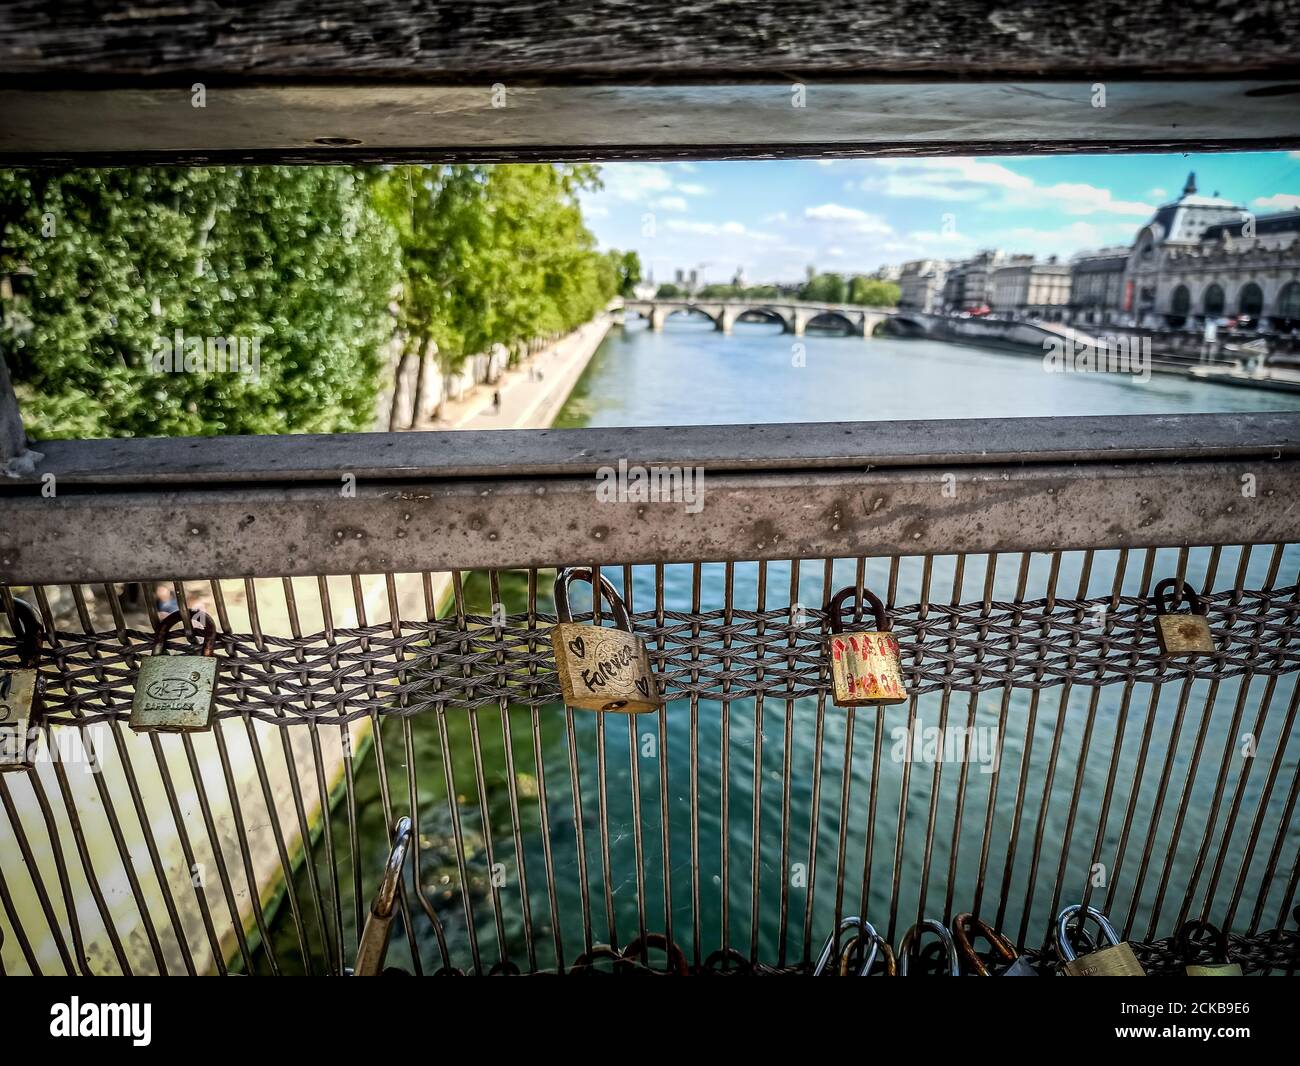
[824,585,907,707]
[551,568,662,713]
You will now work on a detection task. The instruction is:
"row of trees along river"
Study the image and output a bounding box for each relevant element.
[0,165,642,440]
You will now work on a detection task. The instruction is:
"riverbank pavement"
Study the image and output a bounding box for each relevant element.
[420,314,612,432]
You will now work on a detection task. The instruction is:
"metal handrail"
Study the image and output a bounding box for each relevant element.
[4,413,1300,583]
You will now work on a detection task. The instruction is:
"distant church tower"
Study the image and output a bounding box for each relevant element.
[1182,171,1197,197]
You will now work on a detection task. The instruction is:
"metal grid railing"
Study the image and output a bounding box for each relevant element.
[2,543,1298,975]
[3,414,1300,974]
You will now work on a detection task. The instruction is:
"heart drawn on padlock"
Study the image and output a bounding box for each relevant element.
[567,636,586,659]
[635,677,650,698]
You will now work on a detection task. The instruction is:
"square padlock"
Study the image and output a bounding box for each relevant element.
[1156,613,1215,656]
[551,568,662,713]
[0,668,41,771]
[130,655,219,732]
[1153,578,1215,656]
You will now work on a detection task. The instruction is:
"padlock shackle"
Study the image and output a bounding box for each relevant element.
[371,815,414,921]
[1054,904,1122,962]
[353,816,413,976]
[8,598,44,669]
[814,916,880,976]
[896,919,961,976]
[825,585,890,635]
[1153,577,1204,618]
[153,609,217,657]
[952,912,1018,975]
[1174,919,1232,966]
[554,567,633,631]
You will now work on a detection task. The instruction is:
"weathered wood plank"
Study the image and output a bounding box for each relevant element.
[2,1,1299,81]
[3,80,1299,164]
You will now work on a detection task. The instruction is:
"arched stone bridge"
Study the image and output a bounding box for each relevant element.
[621,298,895,338]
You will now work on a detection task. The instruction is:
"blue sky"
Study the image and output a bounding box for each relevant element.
[579,151,1300,286]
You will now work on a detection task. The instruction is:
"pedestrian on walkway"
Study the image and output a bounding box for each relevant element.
[493,390,501,413]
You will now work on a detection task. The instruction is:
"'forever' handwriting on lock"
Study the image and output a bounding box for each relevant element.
[580,644,638,693]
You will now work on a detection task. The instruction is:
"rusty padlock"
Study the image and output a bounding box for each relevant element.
[0,599,45,772]
[1153,578,1215,656]
[824,585,907,707]
[952,912,1037,976]
[551,568,661,713]
[130,609,219,733]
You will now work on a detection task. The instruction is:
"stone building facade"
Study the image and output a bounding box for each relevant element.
[1156,211,1300,332]
[1068,247,1129,326]
[991,255,1072,319]
[898,258,949,313]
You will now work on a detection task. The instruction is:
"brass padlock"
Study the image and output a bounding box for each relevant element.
[824,585,907,707]
[130,609,219,733]
[953,912,1037,976]
[352,816,412,976]
[897,919,962,976]
[550,568,661,713]
[1154,578,1215,656]
[1176,919,1242,976]
[1054,904,1146,976]
[1,599,45,772]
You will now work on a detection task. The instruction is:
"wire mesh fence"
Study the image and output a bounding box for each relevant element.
[2,542,1297,975]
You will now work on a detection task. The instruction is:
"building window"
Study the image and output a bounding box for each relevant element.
[1277,281,1300,330]
[1203,284,1225,317]
[1169,284,1190,328]
[1238,282,1264,318]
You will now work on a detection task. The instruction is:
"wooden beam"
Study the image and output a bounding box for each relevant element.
[3,80,1299,164]
[2,1,1298,82]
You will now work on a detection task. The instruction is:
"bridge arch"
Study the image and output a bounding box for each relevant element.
[731,305,790,331]
[804,310,858,334]
[665,304,720,327]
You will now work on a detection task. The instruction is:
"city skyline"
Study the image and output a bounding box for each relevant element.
[580,151,1300,285]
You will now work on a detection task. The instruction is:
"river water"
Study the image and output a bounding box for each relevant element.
[266,316,1300,974]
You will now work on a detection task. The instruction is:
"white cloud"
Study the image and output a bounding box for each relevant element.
[804,203,893,234]
[598,163,675,201]
[1031,181,1153,217]
[1149,187,1168,198]
[1255,193,1300,211]
[1003,220,1135,255]
[652,195,688,212]
[665,219,776,241]
[855,157,1152,218]
[593,164,708,205]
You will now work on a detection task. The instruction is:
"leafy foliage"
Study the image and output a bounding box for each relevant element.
[0,167,400,439]
[373,164,620,418]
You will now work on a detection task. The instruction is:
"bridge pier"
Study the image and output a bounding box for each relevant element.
[648,305,666,332]
[717,306,739,334]
[789,309,809,336]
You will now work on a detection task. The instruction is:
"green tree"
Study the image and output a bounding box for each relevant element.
[0,167,399,439]
[375,163,615,426]
[800,272,848,304]
[848,276,901,307]
[609,249,641,298]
